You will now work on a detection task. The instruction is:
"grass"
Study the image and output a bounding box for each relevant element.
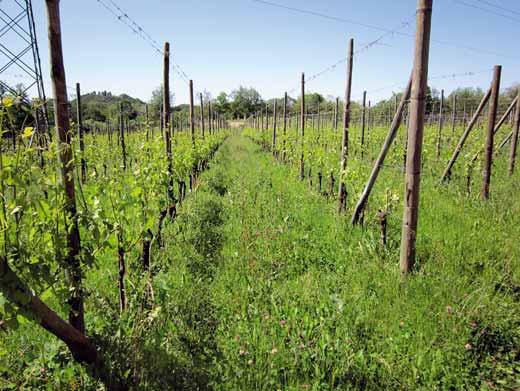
[1,133,519,390]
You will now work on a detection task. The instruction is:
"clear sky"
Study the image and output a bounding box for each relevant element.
[3,0,520,105]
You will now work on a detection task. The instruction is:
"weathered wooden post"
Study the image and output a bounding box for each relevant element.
[189,80,195,145]
[119,103,127,170]
[208,100,213,135]
[334,97,339,131]
[200,93,205,139]
[337,38,354,213]
[46,0,84,333]
[481,65,501,200]
[440,89,491,182]
[272,100,277,156]
[451,94,457,136]
[436,89,444,159]
[75,83,87,182]
[400,0,432,274]
[509,93,520,175]
[361,91,367,157]
[163,42,174,203]
[300,73,305,180]
[351,76,412,225]
[282,92,288,161]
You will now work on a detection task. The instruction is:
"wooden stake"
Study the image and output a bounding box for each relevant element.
[481,65,501,200]
[189,80,195,145]
[200,93,205,139]
[440,88,491,182]
[299,73,305,180]
[283,92,287,161]
[436,89,444,159]
[334,97,339,131]
[272,100,277,156]
[352,75,412,225]
[45,0,84,333]
[163,42,174,203]
[400,0,432,274]
[361,91,367,157]
[337,38,354,213]
[509,92,520,176]
[75,83,86,182]
[451,94,457,135]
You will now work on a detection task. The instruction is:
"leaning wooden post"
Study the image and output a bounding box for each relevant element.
[436,89,444,159]
[400,0,432,274]
[75,82,87,182]
[440,88,491,182]
[163,42,174,203]
[509,92,520,176]
[361,90,367,157]
[46,0,84,333]
[351,76,412,225]
[299,73,305,180]
[189,80,195,145]
[481,65,501,200]
[337,38,354,213]
[272,100,277,156]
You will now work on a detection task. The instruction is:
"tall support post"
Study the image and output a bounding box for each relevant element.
[282,92,288,161]
[481,65,502,200]
[451,94,457,135]
[75,82,86,182]
[299,73,305,180]
[509,92,520,176]
[272,100,277,156]
[436,89,444,159]
[208,101,213,135]
[189,80,195,145]
[163,42,174,203]
[337,38,354,213]
[361,91,367,157]
[200,93,205,139]
[400,0,432,274]
[45,0,84,333]
[334,97,339,131]
[119,103,126,170]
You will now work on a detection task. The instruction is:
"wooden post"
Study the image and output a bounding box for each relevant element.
[299,73,305,180]
[119,103,126,170]
[400,0,432,274]
[451,94,457,135]
[45,0,84,333]
[200,93,205,139]
[352,76,412,225]
[283,92,287,161]
[337,38,354,213]
[436,89,444,159]
[481,65,501,200]
[334,97,339,131]
[163,42,174,203]
[361,91,367,157]
[440,88,491,182]
[509,92,520,176]
[75,83,86,182]
[208,101,213,135]
[272,100,277,156]
[189,80,195,145]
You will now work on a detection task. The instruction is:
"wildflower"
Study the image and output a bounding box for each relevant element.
[446,306,453,315]
[279,319,286,326]
[271,347,278,354]
[464,343,472,350]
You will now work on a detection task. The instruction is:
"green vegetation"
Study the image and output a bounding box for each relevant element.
[1,104,518,389]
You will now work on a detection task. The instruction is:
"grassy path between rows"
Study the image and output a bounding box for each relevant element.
[152,135,518,390]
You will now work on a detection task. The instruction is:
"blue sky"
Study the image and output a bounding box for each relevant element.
[3,0,520,104]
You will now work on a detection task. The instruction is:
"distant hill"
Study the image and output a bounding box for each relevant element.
[70,91,146,123]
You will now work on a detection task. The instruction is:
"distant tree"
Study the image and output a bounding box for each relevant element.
[229,86,263,119]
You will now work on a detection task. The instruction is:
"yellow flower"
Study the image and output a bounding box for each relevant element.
[22,127,34,139]
[1,97,14,107]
